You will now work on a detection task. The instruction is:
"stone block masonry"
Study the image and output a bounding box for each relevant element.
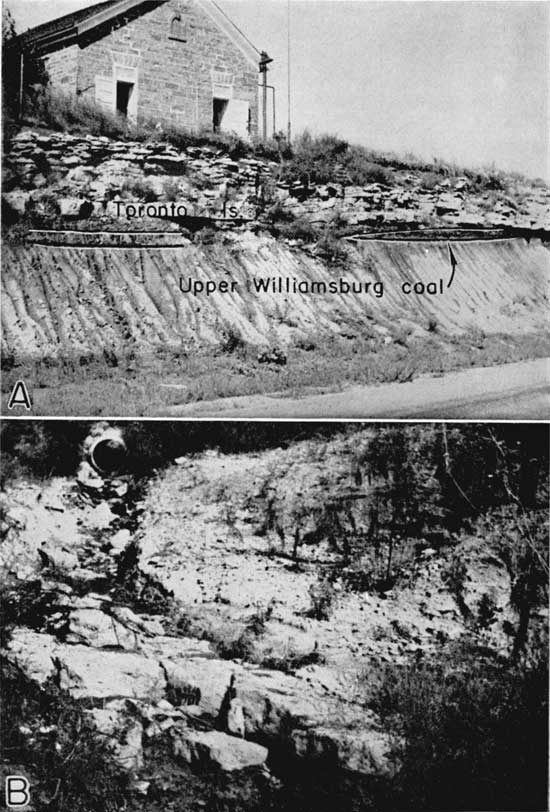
[44,44,79,93]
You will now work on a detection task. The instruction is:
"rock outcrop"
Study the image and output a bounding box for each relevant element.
[1,449,396,791]
[3,129,550,232]
[2,426,547,807]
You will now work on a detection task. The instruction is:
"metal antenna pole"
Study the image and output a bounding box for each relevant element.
[19,51,25,119]
[287,0,291,144]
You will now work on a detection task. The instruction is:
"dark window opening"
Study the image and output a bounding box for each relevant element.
[169,14,186,40]
[116,81,133,117]
[213,98,228,132]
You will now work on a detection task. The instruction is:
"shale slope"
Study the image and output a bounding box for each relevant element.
[2,235,548,359]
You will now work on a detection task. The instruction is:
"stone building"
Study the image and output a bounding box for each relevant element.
[17,0,270,138]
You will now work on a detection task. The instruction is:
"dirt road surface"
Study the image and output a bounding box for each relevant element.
[166,357,550,420]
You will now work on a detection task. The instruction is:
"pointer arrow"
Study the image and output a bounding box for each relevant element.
[447,243,457,288]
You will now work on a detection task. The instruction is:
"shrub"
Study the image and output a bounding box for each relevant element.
[477,592,498,629]
[0,421,88,485]
[367,642,548,811]
[280,131,349,186]
[260,645,324,674]
[306,576,337,620]
[315,228,349,264]
[218,326,246,355]
[266,200,295,224]
[27,191,62,229]
[215,603,272,662]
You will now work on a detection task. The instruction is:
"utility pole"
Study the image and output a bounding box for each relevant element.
[259,51,273,141]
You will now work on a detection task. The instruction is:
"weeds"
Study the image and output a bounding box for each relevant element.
[6,88,546,207]
[121,177,158,202]
[28,89,127,139]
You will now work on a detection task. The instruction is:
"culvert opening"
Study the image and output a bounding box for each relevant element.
[90,437,127,475]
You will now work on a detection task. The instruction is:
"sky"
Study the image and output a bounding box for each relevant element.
[6,0,549,179]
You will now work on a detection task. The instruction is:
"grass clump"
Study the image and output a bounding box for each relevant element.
[279,131,395,188]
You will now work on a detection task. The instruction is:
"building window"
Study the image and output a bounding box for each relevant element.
[169,14,186,41]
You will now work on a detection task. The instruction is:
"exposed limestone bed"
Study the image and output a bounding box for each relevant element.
[0,467,394,792]
[4,128,550,232]
[2,234,548,359]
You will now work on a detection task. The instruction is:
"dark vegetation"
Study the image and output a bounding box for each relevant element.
[1,662,131,811]
[367,641,548,811]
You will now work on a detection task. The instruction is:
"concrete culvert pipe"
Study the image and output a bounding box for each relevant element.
[88,427,127,475]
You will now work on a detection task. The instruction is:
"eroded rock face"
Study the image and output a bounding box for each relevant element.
[87,699,144,771]
[171,726,269,771]
[5,629,58,685]
[290,725,393,776]
[5,625,394,778]
[57,646,166,701]
[5,631,166,700]
[64,608,140,649]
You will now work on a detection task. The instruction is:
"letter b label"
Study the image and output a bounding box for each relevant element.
[6,776,30,807]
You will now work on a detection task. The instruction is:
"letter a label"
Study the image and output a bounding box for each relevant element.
[7,381,32,411]
[6,775,30,807]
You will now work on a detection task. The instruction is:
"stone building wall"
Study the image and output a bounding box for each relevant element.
[43,44,79,93]
[72,0,259,135]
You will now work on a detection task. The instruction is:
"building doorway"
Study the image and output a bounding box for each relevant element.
[213,98,228,132]
[116,81,134,117]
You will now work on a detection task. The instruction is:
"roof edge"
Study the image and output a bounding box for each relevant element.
[16,0,267,68]
[197,0,264,69]
[17,0,163,52]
